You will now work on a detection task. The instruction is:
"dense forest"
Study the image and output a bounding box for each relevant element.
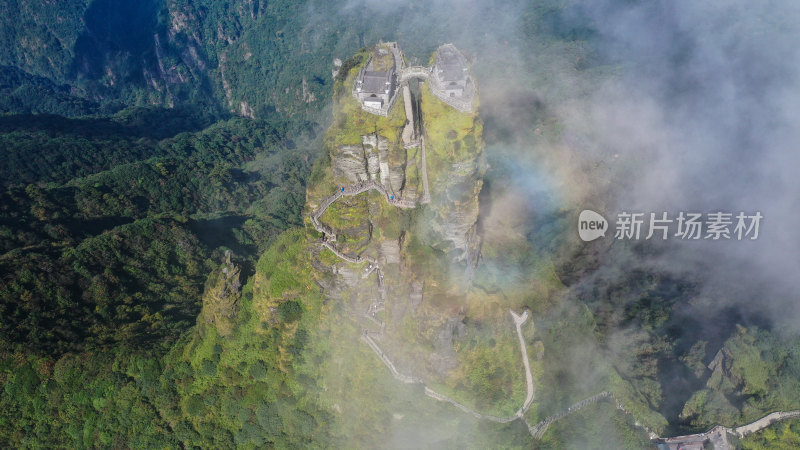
[0,1,359,444]
[0,107,311,355]
[0,106,318,445]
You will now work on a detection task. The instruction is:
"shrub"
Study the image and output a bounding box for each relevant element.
[249,360,267,379]
[277,300,302,323]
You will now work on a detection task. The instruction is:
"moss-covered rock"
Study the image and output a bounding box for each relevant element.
[198,251,241,337]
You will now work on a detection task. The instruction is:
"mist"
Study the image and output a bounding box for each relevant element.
[299,0,800,445]
[569,0,800,329]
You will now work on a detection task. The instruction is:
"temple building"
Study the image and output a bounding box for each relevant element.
[353,41,474,115]
[355,44,398,115]
[433,44,469,97]
[429,43,475,112]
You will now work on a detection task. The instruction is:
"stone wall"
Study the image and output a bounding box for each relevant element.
[429,74,475,113]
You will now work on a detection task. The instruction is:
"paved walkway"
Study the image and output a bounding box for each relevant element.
[310,180,417,244]
[523,388,800,445]
[525,391,616,439]
[511,310,535,417]
[398,84,430,204]
[310,173,537,426]
[648,409,800,449]
[734,410,800,437]
[311,167,800,445]
[360,310,535,425]
[310,164,800,445]
[401,84,416,146]
[399,66,430,83]
[419,136,431,204]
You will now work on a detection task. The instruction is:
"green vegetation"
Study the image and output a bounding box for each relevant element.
[419,82,482,188]
[371,45,394,72]
[0,230,332,448]
[0,106,215,186]
[329,63,406,148]
[447,330,526,416]
[0,108,312,355]
[681,326,800,429]
[741,418,800,449]
[0,66,104,117]
[537,400,653,449]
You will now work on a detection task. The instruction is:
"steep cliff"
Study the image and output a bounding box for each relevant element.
[418,82,486,267]
[288,44,528,419]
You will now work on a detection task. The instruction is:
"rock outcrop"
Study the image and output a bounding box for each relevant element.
[332,134,406,197]
[199,251,241,337]
[309,41,486,392]
[431,161,484,266]
[430,317,467,376]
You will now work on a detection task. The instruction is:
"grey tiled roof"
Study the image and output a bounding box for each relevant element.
[361,70,391,94]
[436,46,468,82]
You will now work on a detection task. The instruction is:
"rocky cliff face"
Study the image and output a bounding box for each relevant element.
[333,134,405,196]
[0,1,333,115]
[419,83,486,269]
[306,49,486,386]
[429,158,485,267]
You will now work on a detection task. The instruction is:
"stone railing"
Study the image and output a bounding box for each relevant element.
[734,410,800,438]
[428,75,475,113]
[310,181,418,267]
[527,391,614,439]
[399,66,430,82]
[360,324,530,425]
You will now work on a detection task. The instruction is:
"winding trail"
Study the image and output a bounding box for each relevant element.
[360,310,535,424]
[523,391,619,440]
[522,388,800,446]
[314,64,798,443]
[733,410,800,437]
[310,169,535,426]
[310,180,416,246]
[309,175,800,446]
[649,410,800,450]
[511,310,535,416]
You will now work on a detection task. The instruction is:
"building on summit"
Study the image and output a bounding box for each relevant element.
[433,45,469,97]
[429,43,475,112]
[355,43,399,115]
[354,41,474,115]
